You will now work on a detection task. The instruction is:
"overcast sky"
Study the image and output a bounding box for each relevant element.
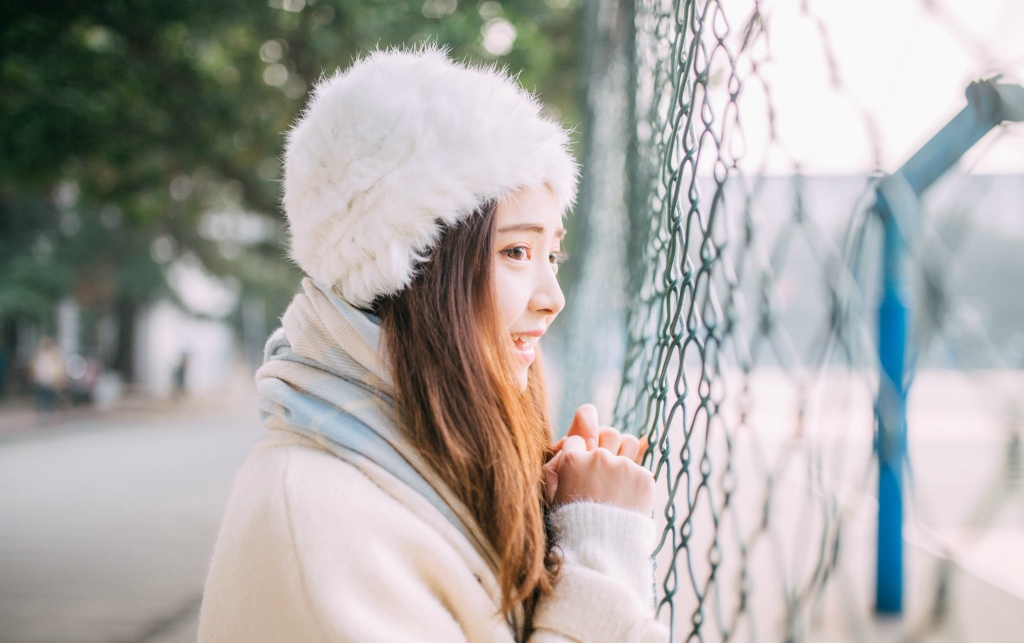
[722,0,1024,175]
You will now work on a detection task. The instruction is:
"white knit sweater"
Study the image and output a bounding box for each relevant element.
[198,430,669,642]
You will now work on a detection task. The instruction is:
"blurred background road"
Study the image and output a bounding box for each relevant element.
[0,373,259,643]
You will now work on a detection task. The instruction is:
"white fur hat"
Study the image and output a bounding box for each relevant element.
[283,46,578,307]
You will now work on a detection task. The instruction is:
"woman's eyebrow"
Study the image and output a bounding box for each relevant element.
[497,223,567,239]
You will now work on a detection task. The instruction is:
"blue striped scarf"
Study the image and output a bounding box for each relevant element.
[254,278,497,571]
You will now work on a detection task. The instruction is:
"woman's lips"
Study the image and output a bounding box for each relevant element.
[511,334,538,365]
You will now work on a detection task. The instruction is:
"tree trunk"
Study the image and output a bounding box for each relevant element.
[113,298,136,383]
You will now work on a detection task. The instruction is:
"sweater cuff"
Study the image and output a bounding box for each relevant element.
[549,501,658,610]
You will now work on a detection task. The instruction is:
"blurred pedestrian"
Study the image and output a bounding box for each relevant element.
[172,353,189,400]
[0,345,9,399]
[30,336,66,419]
[199,48,665,643]
[66,353,101,406]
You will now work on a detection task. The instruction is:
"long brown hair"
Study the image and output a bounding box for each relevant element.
[376,201,558,632]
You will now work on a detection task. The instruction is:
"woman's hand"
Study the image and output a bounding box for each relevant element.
[551,404,649,464]
[544,405,655,515]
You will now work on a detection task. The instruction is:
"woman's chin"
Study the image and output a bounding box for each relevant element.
[515,368,529,392]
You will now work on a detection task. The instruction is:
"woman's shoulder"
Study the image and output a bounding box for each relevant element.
[223,429,448,551]
[239,429,381,498]
[200,430,505,643]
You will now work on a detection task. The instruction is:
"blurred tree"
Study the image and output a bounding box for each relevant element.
[0,0,583,384]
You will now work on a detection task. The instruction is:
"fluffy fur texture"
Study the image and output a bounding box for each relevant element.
[283,46,579,307]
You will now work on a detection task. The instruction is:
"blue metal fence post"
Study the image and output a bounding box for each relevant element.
[872,79,1024,615]
[874,179,913,614]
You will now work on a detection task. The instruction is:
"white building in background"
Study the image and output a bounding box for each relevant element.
[47,298,239,401]
[133,300,238,397]
[42,249,245,400]
[131,251,243,397]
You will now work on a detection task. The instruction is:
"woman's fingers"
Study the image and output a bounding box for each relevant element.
[554,406,652,464]
[542,457,559,502]
[634,435,650,464]
[617,434,641,461]
[598,427,622,453]
[593,424,650,464]
[544,434,587,502]
[543,448,566,502]
[566,404,600,450]
[561,434,587,453]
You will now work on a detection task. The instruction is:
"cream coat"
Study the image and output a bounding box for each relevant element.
[198,430,669,642]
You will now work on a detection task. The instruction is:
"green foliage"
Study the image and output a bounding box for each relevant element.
[0,0,583,355]
[0,254,71,319]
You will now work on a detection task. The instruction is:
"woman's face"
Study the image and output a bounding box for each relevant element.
[492,185,566,391]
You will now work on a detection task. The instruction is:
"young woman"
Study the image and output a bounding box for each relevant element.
[198,47,667,643]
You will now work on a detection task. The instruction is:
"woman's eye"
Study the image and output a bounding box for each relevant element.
[502,246,530,261]
[548,251,568,274]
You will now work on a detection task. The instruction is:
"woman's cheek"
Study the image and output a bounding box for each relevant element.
[493,265,530,328]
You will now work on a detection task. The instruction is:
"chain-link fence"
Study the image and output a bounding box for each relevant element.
[556,0,1024,640]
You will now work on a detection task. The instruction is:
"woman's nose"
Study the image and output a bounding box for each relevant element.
[530,264,565,316]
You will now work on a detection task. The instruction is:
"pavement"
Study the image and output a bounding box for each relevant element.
[1,368,1021,642]
[0,372,262,643]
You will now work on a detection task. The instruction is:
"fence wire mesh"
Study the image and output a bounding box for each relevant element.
[559,0,1024,641]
